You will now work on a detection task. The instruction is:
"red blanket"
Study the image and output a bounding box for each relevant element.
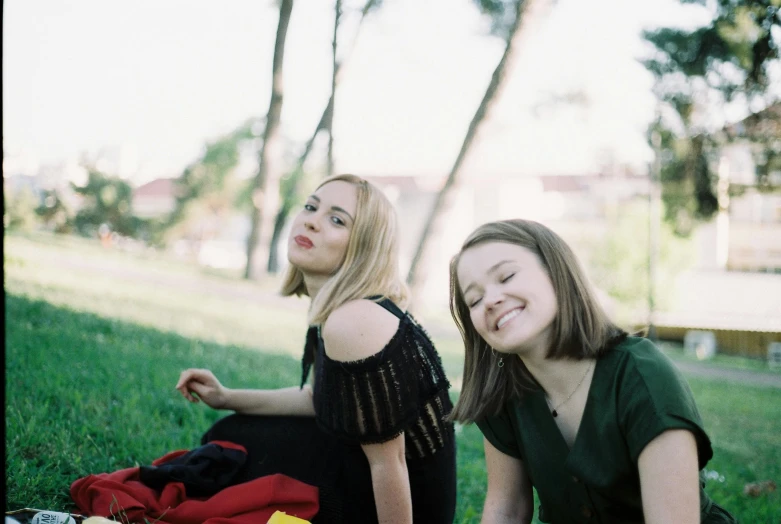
[70,443,319,524]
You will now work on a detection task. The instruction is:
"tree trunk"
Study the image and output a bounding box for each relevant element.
[405,0,545,304]
[265,97,333,273]
[244,0,295,280]
[265,0,379,273]
[326,0,342,179]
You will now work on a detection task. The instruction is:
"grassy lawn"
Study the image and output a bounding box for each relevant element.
[5,232,780,522]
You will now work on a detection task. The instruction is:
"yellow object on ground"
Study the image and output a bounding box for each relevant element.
[266,511,311,524]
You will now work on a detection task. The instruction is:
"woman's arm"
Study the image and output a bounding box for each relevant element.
[362,434,412,524]
[176,368,315,416]
[638,429,700,524]
[321,299,409,522]
[481,437,533,524]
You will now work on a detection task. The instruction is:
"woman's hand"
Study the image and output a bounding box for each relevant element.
[175,368,228,409]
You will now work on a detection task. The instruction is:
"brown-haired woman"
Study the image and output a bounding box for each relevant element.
[176,175,456,523]
[451,219,735,523]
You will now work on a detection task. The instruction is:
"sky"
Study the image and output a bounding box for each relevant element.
[2,0,710,185]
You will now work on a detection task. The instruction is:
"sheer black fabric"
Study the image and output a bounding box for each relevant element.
[202,297,457,523]
[301,298,454,459]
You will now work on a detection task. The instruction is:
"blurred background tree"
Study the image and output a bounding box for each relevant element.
[34,188,74,235]
[265,0,384,274]
[589,200,695,327]
[244,0,295,280]
[406,0,554,302]
[4,186,41,233]
[70,167,143,238]
[159,118,260,253]
[643,0,780,235]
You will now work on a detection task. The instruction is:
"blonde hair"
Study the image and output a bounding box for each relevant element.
[281,174,409,325]
[449,219,625,424]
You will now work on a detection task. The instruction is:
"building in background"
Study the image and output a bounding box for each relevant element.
[365,169,781,358]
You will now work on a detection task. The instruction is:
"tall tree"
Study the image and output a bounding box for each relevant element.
[265,0,383,273]
[406,0,552,302]
[643,0,780,232]
[326,0,343,179]
[244,0,295,280]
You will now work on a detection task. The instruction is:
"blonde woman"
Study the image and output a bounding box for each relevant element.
[176,175,456,524]
[450,219,735,524]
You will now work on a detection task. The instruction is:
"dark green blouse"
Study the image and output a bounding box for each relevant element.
[477,337,736,523]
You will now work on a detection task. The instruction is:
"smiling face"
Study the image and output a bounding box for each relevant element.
[287,180,358,278]
[457,241,558,359]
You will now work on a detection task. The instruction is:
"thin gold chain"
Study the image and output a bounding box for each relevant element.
[548,360,594,418]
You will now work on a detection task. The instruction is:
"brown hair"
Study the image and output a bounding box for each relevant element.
[280,174,409,325]
[449,219,625,424]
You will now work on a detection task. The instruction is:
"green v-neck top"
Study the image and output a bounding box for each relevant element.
[476,336,736,523]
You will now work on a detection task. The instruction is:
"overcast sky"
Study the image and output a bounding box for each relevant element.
[3,0,709,183]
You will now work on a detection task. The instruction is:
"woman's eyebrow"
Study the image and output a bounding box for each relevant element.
[309,194,354,222]
[462,260,514,295]
[330,206,354,222]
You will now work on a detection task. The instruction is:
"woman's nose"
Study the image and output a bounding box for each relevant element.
[484,288,504,309]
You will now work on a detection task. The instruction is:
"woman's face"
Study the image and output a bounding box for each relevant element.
[457,241,558,358]
[287,180,358,278]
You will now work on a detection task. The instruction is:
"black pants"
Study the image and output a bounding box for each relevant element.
[201,413,456,524]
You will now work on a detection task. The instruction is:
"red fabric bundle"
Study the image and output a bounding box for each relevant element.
[70,441,318,524]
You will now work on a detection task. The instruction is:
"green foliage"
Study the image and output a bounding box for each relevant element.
[4,186,41,232]
[643,0,780,103]
[71,168,144,238]
[35,188,75,234]
[160,118,261,247]
[643,0,781,229]
[652,125,721,233]
[589,200,695,325]
[473,0,521,39]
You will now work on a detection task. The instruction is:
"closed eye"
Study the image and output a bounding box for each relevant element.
[468,297,482,308]
[500,273,515,283]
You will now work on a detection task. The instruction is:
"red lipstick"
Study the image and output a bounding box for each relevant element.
[294,235,313,248]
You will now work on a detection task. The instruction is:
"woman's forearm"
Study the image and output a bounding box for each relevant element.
[369,460,413,524]
[223,385,315,416]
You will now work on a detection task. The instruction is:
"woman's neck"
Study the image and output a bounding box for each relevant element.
[521,356,594,399]
[302,273,329,304]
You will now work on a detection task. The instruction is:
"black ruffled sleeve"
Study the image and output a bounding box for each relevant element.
[311,315,452,447]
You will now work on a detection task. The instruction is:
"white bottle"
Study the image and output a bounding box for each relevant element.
[30,512,76,524]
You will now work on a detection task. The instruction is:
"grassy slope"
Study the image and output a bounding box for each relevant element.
[5,232,780,522]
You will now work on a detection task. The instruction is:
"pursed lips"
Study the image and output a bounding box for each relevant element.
[494,306,524,330]
[294,235,314,248]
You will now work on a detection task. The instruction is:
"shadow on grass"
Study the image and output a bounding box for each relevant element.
[5,293,303,512]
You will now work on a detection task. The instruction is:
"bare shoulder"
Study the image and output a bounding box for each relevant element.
[321,299,401,362]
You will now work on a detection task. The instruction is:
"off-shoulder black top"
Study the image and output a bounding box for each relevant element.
[300,297,454,460]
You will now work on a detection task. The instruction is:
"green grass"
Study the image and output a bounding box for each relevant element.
[5,231,781,522]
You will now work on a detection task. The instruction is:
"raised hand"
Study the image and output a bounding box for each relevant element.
[175,368,228,409]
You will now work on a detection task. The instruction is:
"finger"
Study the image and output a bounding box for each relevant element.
[175,370,194,390]
[176,369,206,390]
[176,385,196,402]
[187,381,210,398]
